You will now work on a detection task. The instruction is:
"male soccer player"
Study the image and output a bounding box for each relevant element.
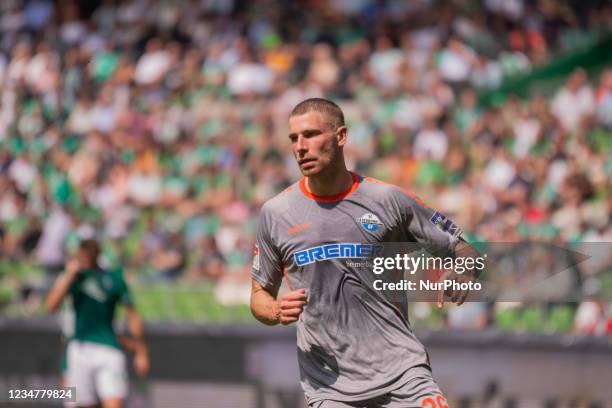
[250,98,477,407]
[46,239,149,408]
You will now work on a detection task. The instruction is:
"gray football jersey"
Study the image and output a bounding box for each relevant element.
[252,173,462,403]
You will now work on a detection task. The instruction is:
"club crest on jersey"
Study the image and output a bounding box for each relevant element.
[357,213,383,232]
[82,278,108,302]
[430,211,462,237]
[102,275,113,290]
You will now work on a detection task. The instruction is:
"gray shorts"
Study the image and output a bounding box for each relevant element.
[308,370,447,408]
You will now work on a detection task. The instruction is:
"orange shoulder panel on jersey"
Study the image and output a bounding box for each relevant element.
[363,177,430,209]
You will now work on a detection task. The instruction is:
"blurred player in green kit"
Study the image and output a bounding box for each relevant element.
[47,239,149,408]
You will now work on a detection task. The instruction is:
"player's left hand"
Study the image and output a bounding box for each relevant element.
[436,270,472,308]
[134,349,150,377]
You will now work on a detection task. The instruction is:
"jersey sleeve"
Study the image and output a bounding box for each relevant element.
[115,269,133,306]
[251,206,283,293]
[395,189,463,257]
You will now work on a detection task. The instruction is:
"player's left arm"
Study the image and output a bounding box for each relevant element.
[116,273,150,377]
[437,238,481,307]
[119,305,150,377]
[398,190,481,306]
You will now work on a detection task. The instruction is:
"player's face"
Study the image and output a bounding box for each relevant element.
[77,249,96,269]
[288,111,346,177]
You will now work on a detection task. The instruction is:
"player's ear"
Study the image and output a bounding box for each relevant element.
[336,125,348,147]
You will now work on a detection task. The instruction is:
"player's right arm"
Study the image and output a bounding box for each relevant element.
[250,280,307,325]
[45,258,80,313]
[250,205,307,326]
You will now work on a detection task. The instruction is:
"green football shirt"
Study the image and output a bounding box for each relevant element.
[69,268,132,349]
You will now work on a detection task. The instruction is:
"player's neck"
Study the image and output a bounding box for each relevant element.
[306,168,354,197]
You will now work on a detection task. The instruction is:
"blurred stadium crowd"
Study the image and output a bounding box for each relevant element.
[0,0,610,337]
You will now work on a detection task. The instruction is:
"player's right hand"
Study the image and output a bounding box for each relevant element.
[65,258,81,277]
[277,288,307,325]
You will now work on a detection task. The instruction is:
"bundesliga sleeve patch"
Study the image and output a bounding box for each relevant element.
[430,211,462,237]
[252,244,260,271]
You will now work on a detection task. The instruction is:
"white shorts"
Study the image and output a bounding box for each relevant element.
[64,340,128,407]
